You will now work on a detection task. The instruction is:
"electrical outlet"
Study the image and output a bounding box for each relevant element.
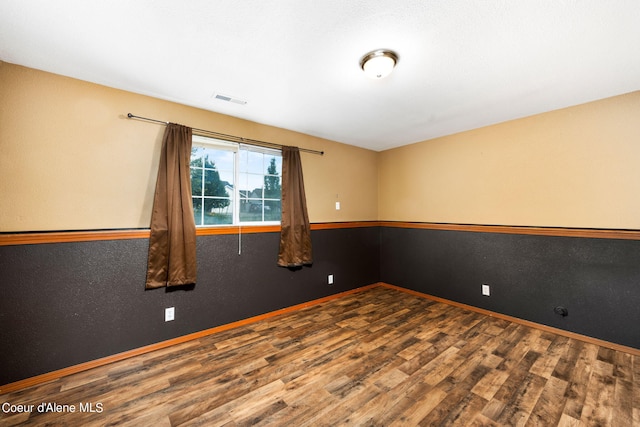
[335,201,341,210]
[165,307,175,322]
[482,284,490,296]
[328,274,334,285]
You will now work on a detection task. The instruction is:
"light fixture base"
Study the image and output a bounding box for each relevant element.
[360,49,399,79]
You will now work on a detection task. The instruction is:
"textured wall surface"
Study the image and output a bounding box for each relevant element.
[380,226,640,349]
[0,227,380,385]
[3,225,639,386]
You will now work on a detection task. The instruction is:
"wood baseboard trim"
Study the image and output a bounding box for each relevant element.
[379,282,640,357]
[0,283,379,394]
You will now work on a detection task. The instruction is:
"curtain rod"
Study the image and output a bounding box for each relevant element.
[126,113,324,155]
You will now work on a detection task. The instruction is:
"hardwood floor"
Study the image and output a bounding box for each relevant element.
[1,286,638,426]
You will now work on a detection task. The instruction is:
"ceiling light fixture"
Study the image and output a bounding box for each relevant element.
[360,49,398,79]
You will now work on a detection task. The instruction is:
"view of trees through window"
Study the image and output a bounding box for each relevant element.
[190,140,281,226]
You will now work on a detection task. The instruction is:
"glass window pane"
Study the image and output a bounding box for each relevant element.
[203,169,231,198]
[238,173,263,198]
[204,198,232,225]
[214,150,235,172]
[238,149,247,172]
[240,199,262,222]
[192,138,282,226]
[264,155,282,175]
[264,176,281,199]
[237,174,247,200]
[191,168,203,196]
[200,147,226,169]
[218,170,234,187]
[240,150,263,173]
[190,147,204,167]
[192,197,203,226]
[264,200,281,221]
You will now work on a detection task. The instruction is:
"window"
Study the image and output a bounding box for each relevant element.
[190,136,282,226]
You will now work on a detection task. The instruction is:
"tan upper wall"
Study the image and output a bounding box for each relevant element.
[0,62,378,232]
[378,91,640,229]
[3,61,639,232]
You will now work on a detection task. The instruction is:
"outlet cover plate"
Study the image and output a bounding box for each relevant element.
[482,284,490,296]
[165,307,175,322]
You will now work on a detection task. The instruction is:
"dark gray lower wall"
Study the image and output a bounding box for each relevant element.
[4,224,639,386]
[380,226,640,350]
[0,227,380,385]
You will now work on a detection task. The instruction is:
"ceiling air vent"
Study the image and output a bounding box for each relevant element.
[213,93,247,105]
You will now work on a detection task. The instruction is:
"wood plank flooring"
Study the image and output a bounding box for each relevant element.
[1,286,638,426]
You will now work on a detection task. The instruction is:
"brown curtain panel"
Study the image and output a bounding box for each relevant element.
[145,124,197,289]
[278,146,313,267]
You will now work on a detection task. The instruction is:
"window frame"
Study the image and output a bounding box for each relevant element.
[191,135,282,227]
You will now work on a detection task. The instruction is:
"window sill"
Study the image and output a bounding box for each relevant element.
[197,224,281,235]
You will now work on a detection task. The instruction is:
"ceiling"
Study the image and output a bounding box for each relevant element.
[1,1,639,151]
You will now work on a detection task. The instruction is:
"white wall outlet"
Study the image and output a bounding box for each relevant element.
[328,274,334,285]
[165,307,175,322]
[482,284,490,296]
[335,201,341,210]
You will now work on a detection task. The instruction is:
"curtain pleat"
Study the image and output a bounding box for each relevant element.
[145,124,197,289]
[278,146,313,267]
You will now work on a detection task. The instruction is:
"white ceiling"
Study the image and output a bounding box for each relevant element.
[1,1,639,151]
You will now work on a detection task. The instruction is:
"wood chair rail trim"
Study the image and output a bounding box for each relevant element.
[378,221,640,240]
[0,222,379,246]
[2,221,639,246]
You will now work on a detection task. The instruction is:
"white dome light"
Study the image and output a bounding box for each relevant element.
[360,50,399,79]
